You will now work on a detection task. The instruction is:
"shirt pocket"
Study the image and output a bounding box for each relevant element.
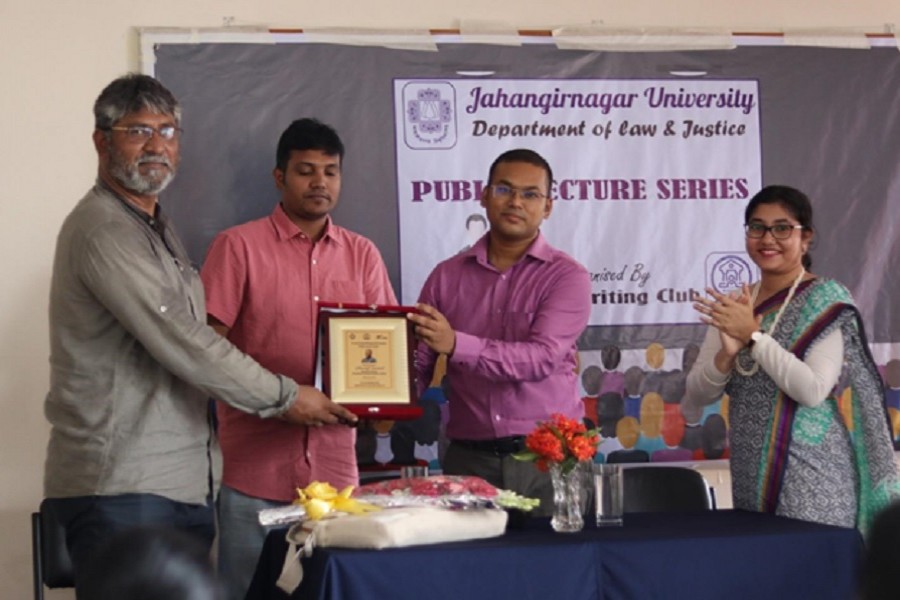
[319,280,365,304]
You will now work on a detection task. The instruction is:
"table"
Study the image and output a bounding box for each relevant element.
[246,509,862,600]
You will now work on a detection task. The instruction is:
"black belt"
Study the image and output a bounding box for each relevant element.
[452,436,526,456]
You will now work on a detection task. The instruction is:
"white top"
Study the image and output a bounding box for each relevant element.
[685,326,844,414]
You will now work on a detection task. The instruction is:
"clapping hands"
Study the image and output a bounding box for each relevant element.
[694,285,760,358]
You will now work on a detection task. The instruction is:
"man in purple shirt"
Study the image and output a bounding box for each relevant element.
[409,149,591,513]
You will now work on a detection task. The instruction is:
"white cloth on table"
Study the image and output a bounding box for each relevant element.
[277,506,508,593]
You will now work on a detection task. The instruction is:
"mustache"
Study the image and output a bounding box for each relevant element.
[136,154,172,167]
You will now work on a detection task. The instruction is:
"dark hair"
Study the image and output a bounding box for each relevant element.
[78,527,223,600]
[580,365,604,395]
[487,149,554,195]
[624,366,645,397]
[276,118,344,171]
[94,74,181,130]
[601,345,622,370]
[744,185,814,269]
[701,414,728,460]
[596,392,625,438]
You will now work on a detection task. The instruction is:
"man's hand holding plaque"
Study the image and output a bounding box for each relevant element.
[282,385,358,427]
[408,303,456,356]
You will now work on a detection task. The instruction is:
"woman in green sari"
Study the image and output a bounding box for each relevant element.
[685,185,898,532]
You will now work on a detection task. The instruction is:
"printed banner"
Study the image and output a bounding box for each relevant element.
[394,78,762,325]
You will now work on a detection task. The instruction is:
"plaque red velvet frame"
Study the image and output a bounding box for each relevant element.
[317,303,423,420]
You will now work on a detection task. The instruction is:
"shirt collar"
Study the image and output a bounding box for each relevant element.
[523,231,552,262]
[96,178,165,233]
[469,231,551,267]
[271,203,339,245]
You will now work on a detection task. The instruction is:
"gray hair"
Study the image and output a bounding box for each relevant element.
[93,73,181,130]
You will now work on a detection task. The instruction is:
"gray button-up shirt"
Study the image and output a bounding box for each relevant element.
[44,182,298,505]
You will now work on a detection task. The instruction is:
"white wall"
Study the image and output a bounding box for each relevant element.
[2,2,898,598]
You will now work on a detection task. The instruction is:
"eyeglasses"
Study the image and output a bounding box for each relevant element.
[107,125,182,143]
[744,223,804,240]
[490,184,546,201]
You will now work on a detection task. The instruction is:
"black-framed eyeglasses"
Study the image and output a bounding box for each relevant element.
[107,125,182,143]
[744,223,804,240]
[490,184,546,201]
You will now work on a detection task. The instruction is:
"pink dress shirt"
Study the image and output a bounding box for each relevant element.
[201,204,396,502]
[416,233,591,440]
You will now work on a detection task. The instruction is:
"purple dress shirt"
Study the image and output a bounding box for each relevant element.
[416,232,591,440]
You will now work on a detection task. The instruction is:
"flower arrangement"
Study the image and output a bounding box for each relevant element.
[282,476,542,525]
[356,474,502,498]
[355,474,541,512]
[513,413,600,474]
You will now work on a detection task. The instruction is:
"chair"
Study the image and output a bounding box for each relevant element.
[32,500,75,600]
[622,466,714,513]
[861,500,900,600]
[606,449,650,464]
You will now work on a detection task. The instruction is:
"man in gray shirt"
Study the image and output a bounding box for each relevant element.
[43,74,356,593]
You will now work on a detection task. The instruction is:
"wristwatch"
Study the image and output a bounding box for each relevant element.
[749,330,763,347]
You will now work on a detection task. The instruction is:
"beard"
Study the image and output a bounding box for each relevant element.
[108,146,176,195]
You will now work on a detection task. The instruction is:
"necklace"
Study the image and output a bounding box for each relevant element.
[734,267,806,377]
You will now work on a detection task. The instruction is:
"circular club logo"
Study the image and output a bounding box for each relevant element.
[708,254,755,294]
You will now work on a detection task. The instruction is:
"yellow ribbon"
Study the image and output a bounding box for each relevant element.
[293,481,381,520]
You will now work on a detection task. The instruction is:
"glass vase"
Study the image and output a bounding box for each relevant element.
[549,462,586,533]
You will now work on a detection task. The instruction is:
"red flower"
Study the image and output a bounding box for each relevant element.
[514,413,600,474]
[567,434,598,462]
[525,429,565,463]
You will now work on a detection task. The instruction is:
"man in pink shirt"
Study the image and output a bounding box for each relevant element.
[409,149,591,514]
[201,119,396,600]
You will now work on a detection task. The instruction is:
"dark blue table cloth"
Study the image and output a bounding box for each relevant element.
[246,509,862,600]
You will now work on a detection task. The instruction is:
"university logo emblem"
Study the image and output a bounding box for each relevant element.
[401,82,457,149]
[705,253,757,294]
